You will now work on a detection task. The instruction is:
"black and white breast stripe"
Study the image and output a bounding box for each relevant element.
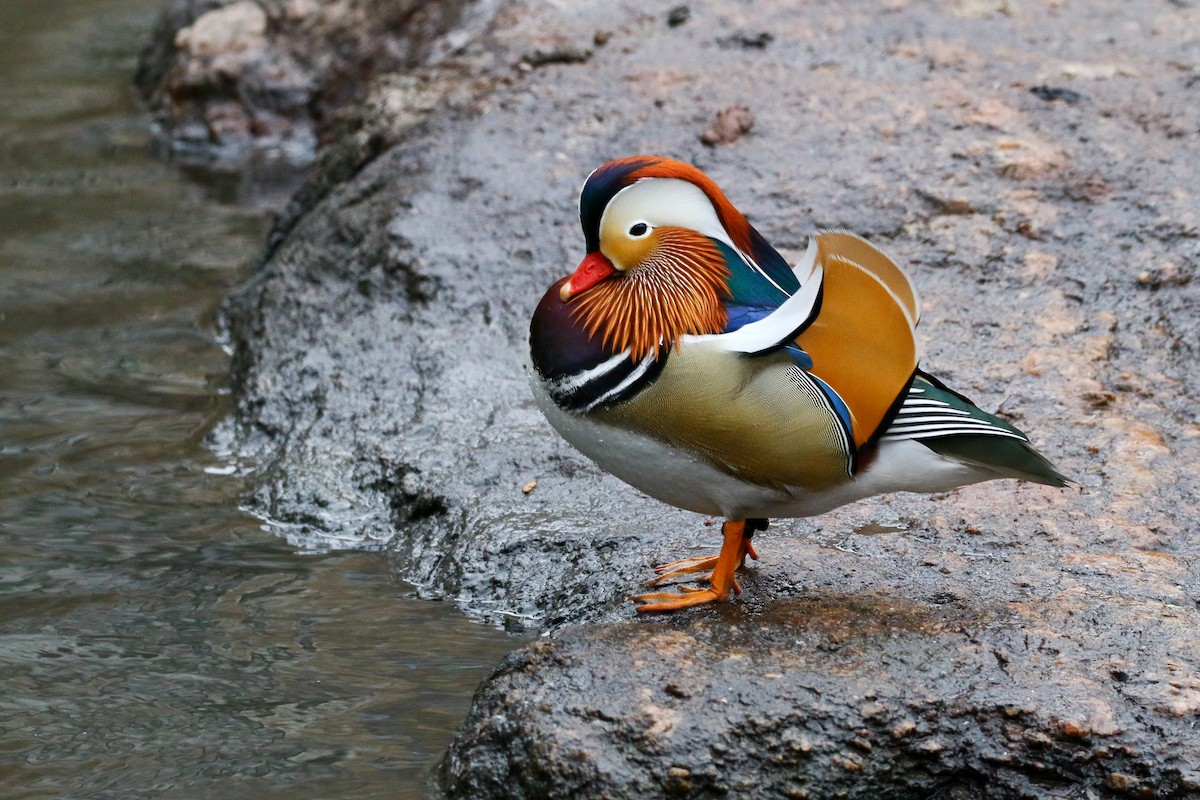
[882,386,1029,442]
[545,349,667,413]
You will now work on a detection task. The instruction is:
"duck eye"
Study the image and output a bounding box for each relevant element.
[628,222,649,237]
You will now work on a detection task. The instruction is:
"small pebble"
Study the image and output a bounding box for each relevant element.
[667,5,690,26]
[1030,85,1084,104]
[700,105,754,146]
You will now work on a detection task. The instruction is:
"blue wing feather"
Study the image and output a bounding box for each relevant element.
[716,238,801,333]
[746,225,800,294]
[783,343,814,370]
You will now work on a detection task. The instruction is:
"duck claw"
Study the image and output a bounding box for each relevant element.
[646,559,717,586]
[632,587,725,612]
[632,519,759,612]
[645,535,758,586]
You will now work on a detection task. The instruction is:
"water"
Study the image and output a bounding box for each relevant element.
[0,2,518,797]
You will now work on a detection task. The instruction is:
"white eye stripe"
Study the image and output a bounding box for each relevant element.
[601,179,725,246]
[598,178,794,300]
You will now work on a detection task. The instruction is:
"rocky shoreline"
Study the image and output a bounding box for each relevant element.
[141,0,1200,796]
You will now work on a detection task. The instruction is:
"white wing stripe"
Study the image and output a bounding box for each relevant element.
[689,259,825,354]
[884,423,1028,441]
[887,384,1032,443]
[887,420,1020,433]
[896,399,955,410]
[736,245,791,298]
[889,415,1013,429]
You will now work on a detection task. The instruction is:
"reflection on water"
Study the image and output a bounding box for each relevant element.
[0,2,518,797]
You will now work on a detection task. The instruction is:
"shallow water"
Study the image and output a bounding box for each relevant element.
[0,2,518,797]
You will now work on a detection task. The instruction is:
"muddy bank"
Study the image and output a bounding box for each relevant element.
[145,0,1200,795]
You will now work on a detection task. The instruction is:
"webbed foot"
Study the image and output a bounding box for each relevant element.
[633,519,766,612]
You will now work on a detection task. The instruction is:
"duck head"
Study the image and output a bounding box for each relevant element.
[556,156,766,359]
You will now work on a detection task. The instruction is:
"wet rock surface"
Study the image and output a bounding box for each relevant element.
[136,0,489,163]
[181,0,1200,795]
[443,588,1200,798]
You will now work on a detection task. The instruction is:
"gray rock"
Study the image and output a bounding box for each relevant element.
[443,597,1200,798]
[200,0,1200,794]
[137,0,488,164]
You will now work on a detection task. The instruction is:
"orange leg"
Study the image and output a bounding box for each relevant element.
[633,519,757,612]
[645,535,758,586]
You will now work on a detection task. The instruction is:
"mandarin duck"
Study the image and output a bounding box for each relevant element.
[529,156,1068,612]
